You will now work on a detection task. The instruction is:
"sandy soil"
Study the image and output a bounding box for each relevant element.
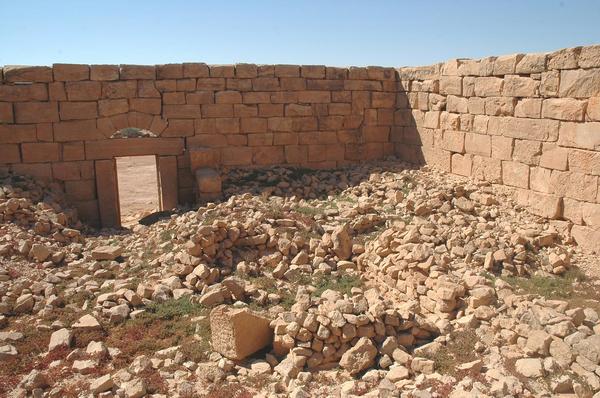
[116,156,159,224]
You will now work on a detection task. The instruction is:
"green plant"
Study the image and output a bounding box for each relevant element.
[145,297,207,320]
[159,230,174,242]
[312,274,363,297]
[426,328,479,377]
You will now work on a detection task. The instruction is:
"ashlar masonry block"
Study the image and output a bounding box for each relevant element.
[210,305,273,361]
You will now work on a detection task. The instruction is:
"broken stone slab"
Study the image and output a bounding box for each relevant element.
[210,305,273,361]
[91,245,122,261]
[90,374,114,394]
[339,337,377,375]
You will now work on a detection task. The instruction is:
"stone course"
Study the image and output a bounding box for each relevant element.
[1,45,600,251]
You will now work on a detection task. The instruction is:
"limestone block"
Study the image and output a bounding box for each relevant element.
[515,53,547,74]
[550,170,598,202]
[59,101,98,120]
[539,145,568,170]
[210,305,273,361]
[196,168,221,194]
[53,64,90,81]
[491,136,513,160]
[0,83,48,102]
[474,77,503,97]
[479,57,496,76]
[14,102,59,123]
[92,246,122,261]
[91,65,119,81]
[542,98,586,121]
[66,81,101,101]
[451,153,472,176]
[493,54,523,76]
[571,225,600,253]
[530,166,552,193]
[503,76,539,97]
[564,200,600,226]
[457,59,480,76]
[512,139,541,165]
[439,76,462,95]
[485,97,515,116]
[120,65,155,80]
[423,111,440,129]
[559,69,600,98]
[21,143,60,163]
[0,144,20,163]
[441,131,465,153]
[568,149,600,175]
[548,47,580,70]
[540,70,560,97]
[514,98,542,118]
[468,97,485,115]
[558,122,600,150]
[472,115,489,133]
[3,66,53,82]
[514,189,562,219]
[447,95,468,113]
[441,59,459,76]
[471,155,502,183]
[488,116,559,141]
[586,97,600,121]
[579,45,600,68]
[502,161,529,188]
[464,133,491,157]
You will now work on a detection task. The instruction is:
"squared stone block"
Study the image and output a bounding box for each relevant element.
[195,168,221,193]
[53,64,90,81]
[15,102,59,123]
[21,143,60,163]
[189,147,220,171]
[210,305,273,361]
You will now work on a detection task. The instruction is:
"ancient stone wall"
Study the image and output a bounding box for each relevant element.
[0,63,400,226]
[395,45,600,251]
[1,45,599,244]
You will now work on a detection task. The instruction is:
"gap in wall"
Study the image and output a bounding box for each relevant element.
[115,155,160,227]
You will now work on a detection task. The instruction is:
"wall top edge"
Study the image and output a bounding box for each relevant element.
[1,43,599,82]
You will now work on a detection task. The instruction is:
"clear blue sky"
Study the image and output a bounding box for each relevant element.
[2,0,599,67]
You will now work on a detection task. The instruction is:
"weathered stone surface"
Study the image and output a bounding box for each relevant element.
[339,337,377,375]
[559,69,600,98]
[331,224,352,260]
[210,305,273,360]
[515,358,544,378]
[91,245,122,261]
[48,328,72,351]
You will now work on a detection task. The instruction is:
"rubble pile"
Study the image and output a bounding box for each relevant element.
[1,161,600,397]
[0,174,84,266]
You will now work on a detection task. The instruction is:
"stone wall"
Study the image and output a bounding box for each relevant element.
[1,45,599,247]
[395,45,600,252]
[0,63,401,226]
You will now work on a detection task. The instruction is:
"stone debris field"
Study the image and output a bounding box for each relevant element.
[1,43,600,398]
[1,159,600,398]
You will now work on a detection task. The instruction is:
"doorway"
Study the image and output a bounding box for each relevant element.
[115,155,160,226]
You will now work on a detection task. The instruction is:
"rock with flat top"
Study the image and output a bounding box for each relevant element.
[48,328,72,351]
[210,305,273,360]
[91,245,122,261]
[72,314,101,330]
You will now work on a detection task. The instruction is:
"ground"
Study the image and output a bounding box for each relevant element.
[1,160,600,398]
[116,155,159,226]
